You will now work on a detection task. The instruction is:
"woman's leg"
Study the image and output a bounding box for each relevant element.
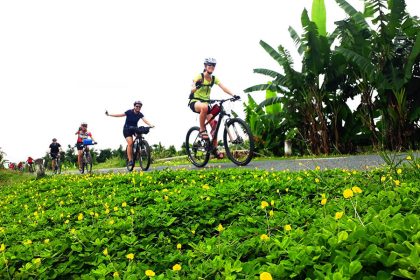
[194,102,209,133]
[126,136,134,162]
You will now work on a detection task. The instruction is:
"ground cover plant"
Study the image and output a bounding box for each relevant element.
[0,157,419,279]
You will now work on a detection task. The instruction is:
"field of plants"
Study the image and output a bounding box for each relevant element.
[0,158,419,279]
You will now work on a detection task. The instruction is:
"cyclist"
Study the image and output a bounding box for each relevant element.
[26,156,34,172]
[49,138,62,171]
[105,101,155,167]
[189,57,238,159]
[75,122,96,173]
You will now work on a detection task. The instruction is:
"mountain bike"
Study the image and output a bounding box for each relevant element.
[52,153,61,174]
[126,126,152,171]
[185,96,254,167]
[78,140,96,174]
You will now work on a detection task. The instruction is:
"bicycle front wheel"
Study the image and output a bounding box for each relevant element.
[139,139,151,171]
[185,126,210,168]
[85,154,93,173]
[223,118,254,166]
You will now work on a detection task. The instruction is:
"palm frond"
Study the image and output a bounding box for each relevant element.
[335,0,369,30]
[257,96,284,111]
[244,84,271,93]
[253,68,282,79]
[336,46,376,78]
[403,31,420,82]
[288,26,305,55]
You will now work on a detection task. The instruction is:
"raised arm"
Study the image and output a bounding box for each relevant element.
[105,111,126,117]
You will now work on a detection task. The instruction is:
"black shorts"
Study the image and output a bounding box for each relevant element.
[50,153,59,159]
[189,101,211,114]
[76,142,84,150]
[123,126,138,138]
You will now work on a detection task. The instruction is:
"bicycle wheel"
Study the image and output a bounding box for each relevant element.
[223,118,254,166]
[139,139,151,171]
[85,153,93,173]
[185,126,211,167]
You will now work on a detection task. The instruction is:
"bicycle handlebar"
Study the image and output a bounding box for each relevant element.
[194,95,241,104]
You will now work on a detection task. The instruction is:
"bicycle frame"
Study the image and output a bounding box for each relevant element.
[204,98,236,144]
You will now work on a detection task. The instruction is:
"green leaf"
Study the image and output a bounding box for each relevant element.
[338,231,348,242]
[312,0,327,36]
[349,260,362,276]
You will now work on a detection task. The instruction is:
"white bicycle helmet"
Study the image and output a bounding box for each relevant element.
[81,122,88,127]
[204,57,217,65]
[134,100,143,106]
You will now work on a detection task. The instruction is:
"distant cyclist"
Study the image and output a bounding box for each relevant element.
[189,57,238,159]
[75,122,96,173]
[49,138,62,170]
[105,100,155,167]
[26,156,34,172]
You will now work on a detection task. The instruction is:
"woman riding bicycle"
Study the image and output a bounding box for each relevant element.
[105,100,155,167]
[75,122,96,173]
[189,57,238,159]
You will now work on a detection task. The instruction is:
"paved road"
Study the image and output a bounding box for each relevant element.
[86,152,416,174]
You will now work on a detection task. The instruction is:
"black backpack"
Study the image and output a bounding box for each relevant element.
[189,73,215,100]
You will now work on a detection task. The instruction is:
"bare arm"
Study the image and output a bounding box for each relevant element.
[218,82,235,96]
[142,118,155,127]
[106,112,126,117]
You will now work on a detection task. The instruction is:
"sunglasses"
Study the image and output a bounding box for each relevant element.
[206,63,216,67]
[135,105,142,108]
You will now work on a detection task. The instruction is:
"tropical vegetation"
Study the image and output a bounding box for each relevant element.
[245,0,420,156]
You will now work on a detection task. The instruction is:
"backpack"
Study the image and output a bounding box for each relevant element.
[189,73,215,100]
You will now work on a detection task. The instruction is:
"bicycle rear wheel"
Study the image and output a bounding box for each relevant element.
[223,118,254,166]
[185,126,211,167]
[139,139,151,171]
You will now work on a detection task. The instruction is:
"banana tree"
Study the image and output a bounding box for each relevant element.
[334,0,420,150]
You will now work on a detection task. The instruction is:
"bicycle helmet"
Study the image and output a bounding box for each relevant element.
[81,122,88,127]
[52,138,57,142]
[204,57,217,65]
[134,100,143,106]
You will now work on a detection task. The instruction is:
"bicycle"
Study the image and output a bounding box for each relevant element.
[126,126,152,171]
[51,153,61,174]
[185,96,254,167]
[78,140,96,174]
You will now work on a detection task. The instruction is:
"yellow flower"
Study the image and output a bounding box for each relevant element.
[145,269,155,277]
[394,180,400,186]
[352,186,362,194]
[260,272,273,280]
[113,207,119,212]
[381,176,386,182]
[23,240,32,245]
[315,178,320,183]
[261,201,269,209]
[78,213,84,221]
[321,198,327,205]
[176,243,182,249]
[113,271,119,278]
[44,239,50,244]
[202,184,210,190]
[284,224,292,231]
[315,166,321,170]
[217,224,224,232]
[122,202,127,207]
[269,210,274,217]
[172,264,182,271]
[397,168,402,174]
[343,189,353,199]
[70,228,76,235]
[191,229,196,234]
[105,208,110,214]
[126,253,134,260]
[33,258,41,265]
[103,248,108,256]
[260,234,270,241]
[0,244,5,252]
[406,155,412,160]
[321,193,326,199]
[335,211,344,220]
[270,200,275,206]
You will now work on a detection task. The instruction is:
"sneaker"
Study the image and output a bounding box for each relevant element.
[79,169,84,174]
[128,161,134,166]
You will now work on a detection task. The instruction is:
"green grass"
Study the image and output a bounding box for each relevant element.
[0,168,34,187]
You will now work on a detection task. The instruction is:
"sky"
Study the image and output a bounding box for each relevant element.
[1,0,418,163]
